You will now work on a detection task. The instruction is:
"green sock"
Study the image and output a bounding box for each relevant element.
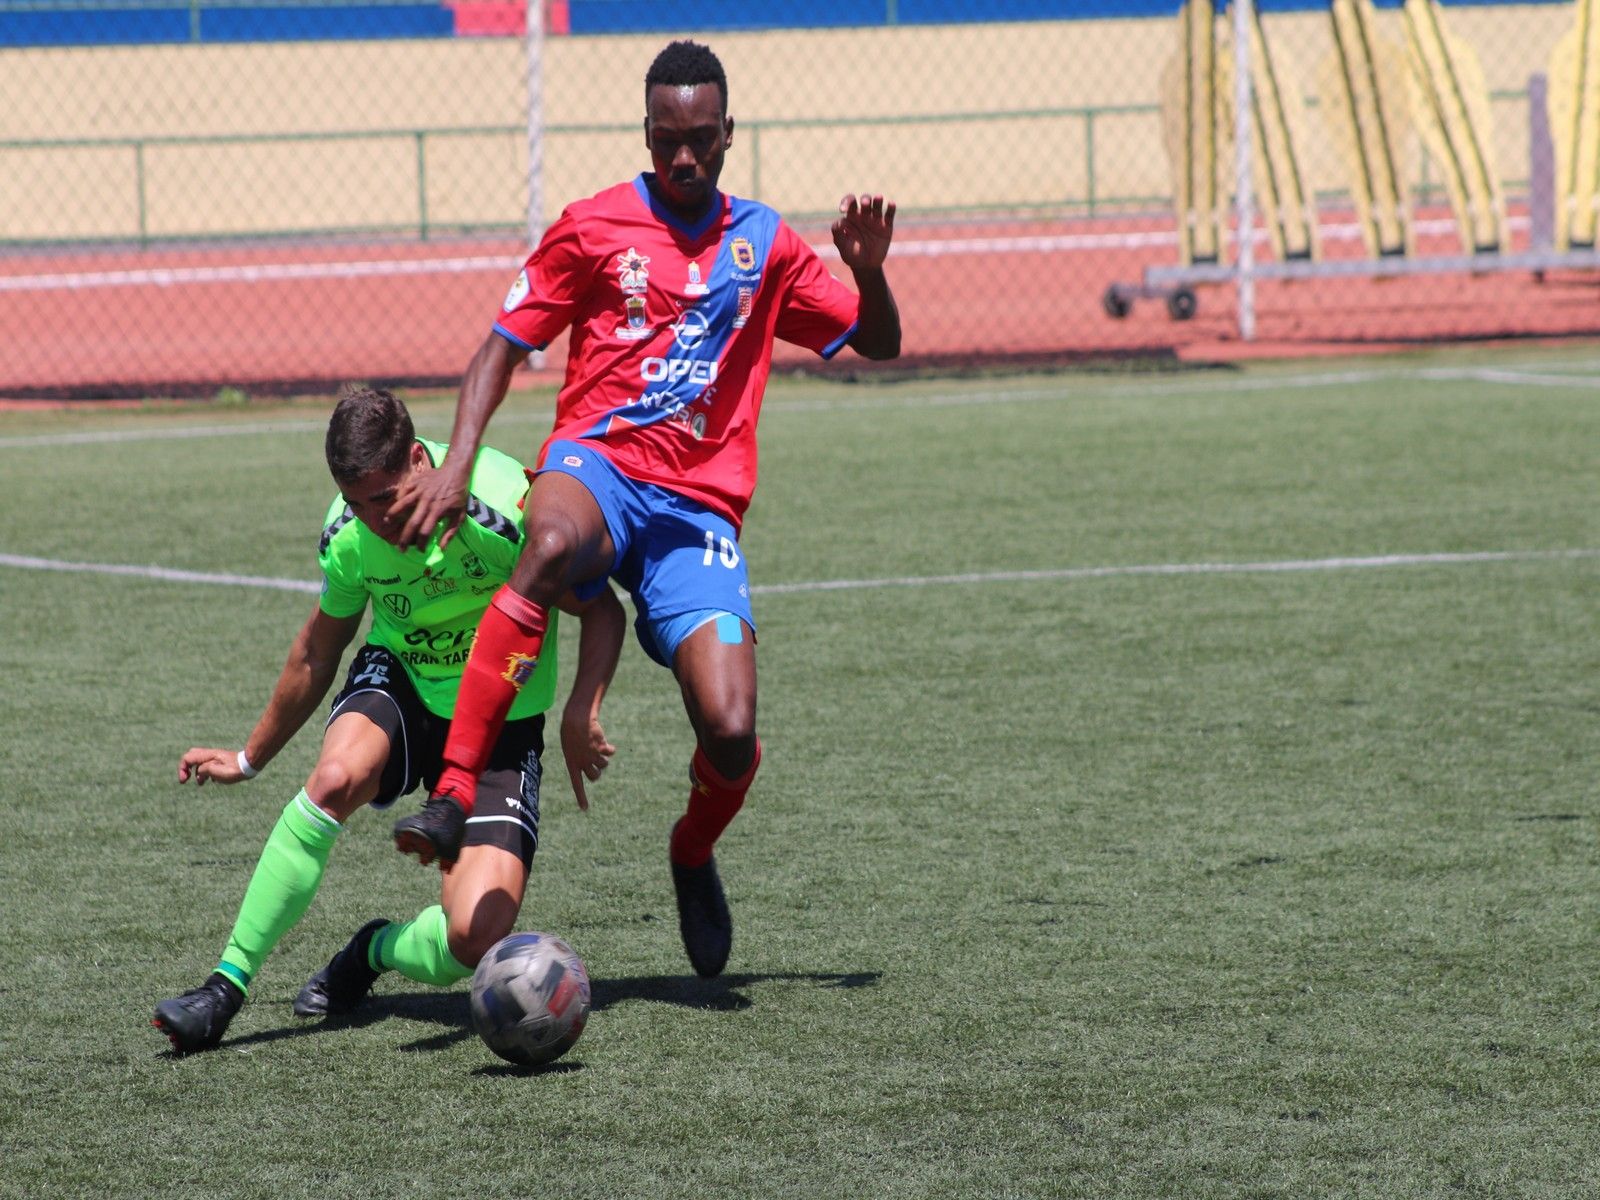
[371,904,473,987]
[215,790,341,994]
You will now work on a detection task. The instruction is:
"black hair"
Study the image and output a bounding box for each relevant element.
[325,384,414,482]
[644,40,728,115]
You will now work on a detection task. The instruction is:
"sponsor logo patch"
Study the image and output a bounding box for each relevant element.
[502,268,530,311]
[671,308,709,350]
[616,247,651,293]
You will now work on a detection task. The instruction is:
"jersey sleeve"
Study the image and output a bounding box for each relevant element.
[456,447,529,578]
[316,506,369,619]
[771,220,861,359]
[493,207,593,351]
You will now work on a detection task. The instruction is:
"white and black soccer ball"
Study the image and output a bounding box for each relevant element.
[469,932,591,1067]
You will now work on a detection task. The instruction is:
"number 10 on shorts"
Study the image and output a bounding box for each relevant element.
[703,530,740,568]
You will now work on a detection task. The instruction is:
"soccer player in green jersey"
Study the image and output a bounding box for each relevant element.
[151,386,625,1054]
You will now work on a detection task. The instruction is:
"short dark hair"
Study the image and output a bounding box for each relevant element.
[325,384,414,483]
[644,40,727,115]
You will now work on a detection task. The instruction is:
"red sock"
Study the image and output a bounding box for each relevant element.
[670,739,761,868]
[436,585,547,815]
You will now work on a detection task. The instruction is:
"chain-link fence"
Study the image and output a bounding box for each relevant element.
[1,0,1596,397]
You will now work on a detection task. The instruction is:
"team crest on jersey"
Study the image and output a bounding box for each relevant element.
[685,260,710,296]
[502,651,539,689]
[616,247,651,293]
[730,237,757,272]
[734,286,754,329]
[502,269,530,311]
[615,293,654,341]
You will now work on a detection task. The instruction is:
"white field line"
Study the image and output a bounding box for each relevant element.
[6,362,1600,449]
[0,553,321,593]
[754,549,1600,594]
[0,407,552,449]
[0,215,1518,294]
[0,418,328,447]
[3,547,1595,599]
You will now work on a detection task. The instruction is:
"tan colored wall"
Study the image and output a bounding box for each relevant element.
[0,8,1578,242]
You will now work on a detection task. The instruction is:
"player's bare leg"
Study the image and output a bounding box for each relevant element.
[296,841,532,1018]
[440,843,531,968]
[668,619,758,977]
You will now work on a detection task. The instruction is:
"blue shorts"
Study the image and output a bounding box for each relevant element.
[538,439,755,668]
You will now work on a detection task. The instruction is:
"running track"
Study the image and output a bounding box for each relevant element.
[2,210,1597,396]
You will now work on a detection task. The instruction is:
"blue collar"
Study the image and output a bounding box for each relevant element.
[634,173,724,240]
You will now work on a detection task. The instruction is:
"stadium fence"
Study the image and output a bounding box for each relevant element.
[0,0,1596,396]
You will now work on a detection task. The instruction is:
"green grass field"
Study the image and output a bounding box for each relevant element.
[2,348,1599,1198]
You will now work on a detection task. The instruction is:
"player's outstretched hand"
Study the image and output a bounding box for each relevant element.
[833,193,896,271]
[390,458,471,552]
[560,708,616,812]
[178,747,247,787]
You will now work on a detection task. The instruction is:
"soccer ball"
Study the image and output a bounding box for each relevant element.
[469,932,591,1066]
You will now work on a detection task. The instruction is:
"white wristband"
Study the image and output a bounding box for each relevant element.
[237,749,260,779]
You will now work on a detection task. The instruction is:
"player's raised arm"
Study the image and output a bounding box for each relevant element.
[178,606,363,787]
[391,332,530,551]
[833,192,901,360]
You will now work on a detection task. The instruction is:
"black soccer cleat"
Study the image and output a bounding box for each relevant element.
[152,972,244,1054]
[670,821,733,979]
[293,918,390,1017]
[393,793,467,866]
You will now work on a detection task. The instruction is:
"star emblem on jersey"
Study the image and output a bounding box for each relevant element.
[616,248,651,293]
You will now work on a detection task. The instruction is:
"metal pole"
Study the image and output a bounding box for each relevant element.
[1527,73,1555,253]
[1232,0,1256,341]
[524,0,545,250]
[415,131,430,241]
[525,0,545,368]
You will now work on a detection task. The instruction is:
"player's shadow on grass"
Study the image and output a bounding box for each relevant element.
[589,969,881,1013]
[204,969,879,1056]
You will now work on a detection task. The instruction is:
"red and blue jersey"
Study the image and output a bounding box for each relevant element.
[492,174,861,527]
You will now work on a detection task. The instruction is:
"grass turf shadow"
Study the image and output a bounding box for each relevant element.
[198,969,882,1056]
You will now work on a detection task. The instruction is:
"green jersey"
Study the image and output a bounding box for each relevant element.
[317,438,557,720]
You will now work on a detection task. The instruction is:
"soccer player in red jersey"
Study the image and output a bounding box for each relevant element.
[387,39,900,978]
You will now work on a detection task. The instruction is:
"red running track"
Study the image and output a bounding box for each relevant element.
[1,211,1596,397]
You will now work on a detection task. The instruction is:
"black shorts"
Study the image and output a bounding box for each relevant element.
[327,645,543,866]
